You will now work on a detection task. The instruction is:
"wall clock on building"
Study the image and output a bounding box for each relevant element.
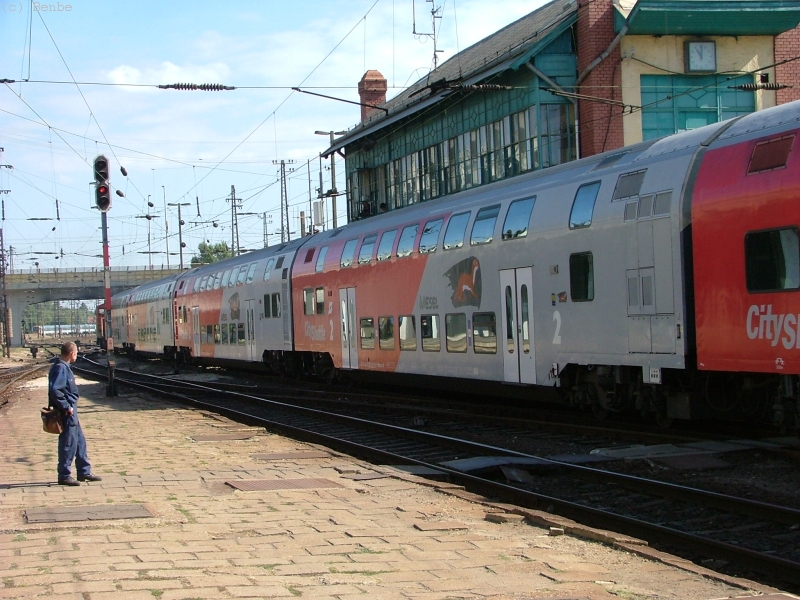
[685,41,716,73]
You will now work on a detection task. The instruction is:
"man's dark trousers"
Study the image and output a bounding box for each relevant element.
[58,405,91,480]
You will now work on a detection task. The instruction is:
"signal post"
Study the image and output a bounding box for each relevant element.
[93,155,117,396]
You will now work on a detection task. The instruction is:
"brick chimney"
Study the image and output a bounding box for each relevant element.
[358,70,387,122]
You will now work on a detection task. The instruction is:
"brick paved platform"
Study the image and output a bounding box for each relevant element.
[0,371,794,599]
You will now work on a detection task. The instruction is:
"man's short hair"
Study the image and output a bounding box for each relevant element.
[61,341,77,357]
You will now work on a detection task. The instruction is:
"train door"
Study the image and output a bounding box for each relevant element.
[338,287,357,369]
[192,307,200,356]
[499,268,537,384]
[245,299,256,361]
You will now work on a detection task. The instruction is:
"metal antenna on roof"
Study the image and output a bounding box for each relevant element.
[412,0,443,70]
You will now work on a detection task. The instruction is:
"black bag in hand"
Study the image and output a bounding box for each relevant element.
[41,407,63,435]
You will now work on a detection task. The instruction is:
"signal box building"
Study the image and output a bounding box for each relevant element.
[324,0,800,220]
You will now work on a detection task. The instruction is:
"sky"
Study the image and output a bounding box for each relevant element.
[0,0,544,271]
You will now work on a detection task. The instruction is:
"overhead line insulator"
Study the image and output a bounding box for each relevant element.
[158,83,236,91]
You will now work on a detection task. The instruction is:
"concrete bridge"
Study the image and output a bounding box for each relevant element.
[4,266,185,346]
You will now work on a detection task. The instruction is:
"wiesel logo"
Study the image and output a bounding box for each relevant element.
[2,2,73,13]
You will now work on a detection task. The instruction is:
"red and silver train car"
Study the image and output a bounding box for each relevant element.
[113,100,800,428]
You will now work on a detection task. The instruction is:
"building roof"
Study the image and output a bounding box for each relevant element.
[325,0,577,155]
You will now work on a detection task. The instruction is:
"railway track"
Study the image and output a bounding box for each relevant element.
[75,356,800,587]
[0,364,50,406]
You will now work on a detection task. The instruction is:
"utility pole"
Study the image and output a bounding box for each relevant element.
[272,160,295,242]
[0,228,9,357]
[314,130,346,229]
[227,185,242,255]
[162,186,170,269]
[307,159,313,236]
[168,202,191,269]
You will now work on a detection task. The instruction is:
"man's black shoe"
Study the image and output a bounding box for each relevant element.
[77,474,102,482]
[58,477,80,486]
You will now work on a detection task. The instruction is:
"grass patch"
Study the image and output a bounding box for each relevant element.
[2,577,14,588]
[12,534,26,542]
[329,567,394,576]
[174,507,195,523]
[257,564,279,571]
[46,537,57,545]
[287,586,302,596]
[150,590,164,598]
[118,471,127,476]
[356,545,385,555]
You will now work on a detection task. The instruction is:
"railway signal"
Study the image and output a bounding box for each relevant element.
[93,155,112,212]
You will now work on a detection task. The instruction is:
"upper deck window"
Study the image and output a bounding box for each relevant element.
[443,212,470,250]
[263,258,275,280]
[748,135,794,174]
[358,235,377,265]
[340,239,358,267]
[376,230,397,261]
[315,246,328,272]
[245,263,258,284]
[471,204,500,246]
[569,182,601,229]
[396,224,418,258]
[502,197,535,240]
[419,218,443,254]
[612,170,646,201]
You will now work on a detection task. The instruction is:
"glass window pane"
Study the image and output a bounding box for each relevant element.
[378,316,395,350]
[263,258,275,280]
[315,246,328,272]
[213,272,222,290]
[303,288,314,316]
[237,266,248,285]
[569,252,595,301]
[473,312,497,354]
[376,230,397,261]
[275,256,285,269]
[199,276,208,291]
[358,235,377,265]
[396,225,418,257]
[272,293,281,317]
[238,322,246,344]
[246,263,258,284]
[221,323,229,344]
[569,182,601,229]
[399,315,417,350]
[228,267,239,287]
[419,219,443,254]
[502,197,535,240]
[341,239,358,267]
[443,212,471,250]
[360,317,375,349]
[421,314,440,352]
[229,323,236,344]
[316,287,325,315]
[445,313,467,353]
[745,228,800,292]
[520,285,530,354]
[264,295,271,318]
[505,286,515,353]
[471,204,501,246]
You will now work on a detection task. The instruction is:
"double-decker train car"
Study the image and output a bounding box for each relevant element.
[113,274,180,356]
[112,100,800,429]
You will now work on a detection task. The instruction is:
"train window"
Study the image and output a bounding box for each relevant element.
[206,325,213,344]
[419,219,443,254]
[520,286,531,354]
[220,269,231,288]
[315,287,325,315]
[396,224,418,258]
[653,191,671,216]
[304,248,315,263]
[378,317,395,350]
[228,267,239,287]
[199,276,208,292]
[748,134,795,174]
[340,239,358,267]
[360,317,375,349]
[473,312,497,354]
[303,288,314,315]
[264,295,271,318]
[229,323,236,344]
[445,313,468,353]
[569,252,595,301]
[263,258,275,280]
[275,256,285,269]
[315,246,328,272]
[443,212,470,250]
[237,266,248,286]
[376,230,397,261]
[246,263,258,284]
[221,324,229,344]
[624,201,638,221]
[184,306,189,323]
[282,268,288,280]
[213,324,220,344]
[569,182,601,229]
[358,235,377,265]
[193,278,201,293]
[745,228,800,292]
[238,323,246,345]
[271,293,281,317]
[206,275,216,291]
[502,197,535,240]
[421,314,441,352]
[638,194,653,219]
[178,307,183,324]
[612,170,646,201]
[471,205,500,246]
[399,315,417,351]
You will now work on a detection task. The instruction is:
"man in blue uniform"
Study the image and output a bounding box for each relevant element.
[48,341,102,486]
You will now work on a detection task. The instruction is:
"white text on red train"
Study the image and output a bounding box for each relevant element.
[746,304,800,349]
